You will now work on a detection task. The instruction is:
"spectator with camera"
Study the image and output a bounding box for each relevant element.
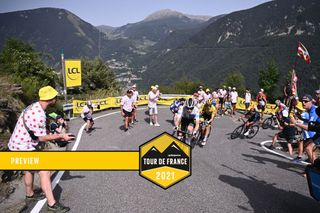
[291,94,320,164]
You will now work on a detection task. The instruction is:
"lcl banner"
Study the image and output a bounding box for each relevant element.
[65,59,81,87]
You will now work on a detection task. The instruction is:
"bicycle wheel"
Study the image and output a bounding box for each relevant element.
[247,125,260,139]
[262,117,272,129]
[231,125,244,139]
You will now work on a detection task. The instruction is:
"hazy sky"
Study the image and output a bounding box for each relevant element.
[0,0,270,27]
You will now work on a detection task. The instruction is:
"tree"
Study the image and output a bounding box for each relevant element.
[0,38,56,103]
[81,57,119,93]
[258,61,280,101]
[222,71,246,94]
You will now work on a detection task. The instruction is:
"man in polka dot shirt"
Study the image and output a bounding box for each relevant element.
[8,86,75,212]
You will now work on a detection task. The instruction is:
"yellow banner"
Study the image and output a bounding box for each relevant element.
[0,152,139,170]
[65,59,82,88]
[72,95,302,115]
[72,95,191,114]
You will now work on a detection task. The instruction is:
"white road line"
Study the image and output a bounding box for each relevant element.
[31,106,166,212]
[260,140,310,165]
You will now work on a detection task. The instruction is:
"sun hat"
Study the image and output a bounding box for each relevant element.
[39,86,58,101]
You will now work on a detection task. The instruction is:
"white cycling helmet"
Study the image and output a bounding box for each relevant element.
[186,98,195,109]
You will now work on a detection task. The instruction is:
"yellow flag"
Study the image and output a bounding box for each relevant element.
[65,60,81,87]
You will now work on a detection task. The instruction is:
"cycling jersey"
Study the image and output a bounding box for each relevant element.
[177,106,200,121]
[200,104,216,117]
[170,100,181,113]
[246,110,260,122]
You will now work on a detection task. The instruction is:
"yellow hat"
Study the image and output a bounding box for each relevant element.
[39,86,58,101]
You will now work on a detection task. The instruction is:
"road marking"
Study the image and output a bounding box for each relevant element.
[31,106,166,212]
[260,140,310,165]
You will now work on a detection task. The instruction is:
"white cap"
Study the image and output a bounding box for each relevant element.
[87,101,92,106]
[233,87,236,90]
[132,84,137,88]
[260,88,264,92]
[155,85,159,88]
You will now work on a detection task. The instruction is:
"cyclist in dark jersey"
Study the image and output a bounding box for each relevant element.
[243,106,260,136]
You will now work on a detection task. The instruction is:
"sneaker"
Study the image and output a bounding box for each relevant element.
[154,123,160,127]
[47,202,70,212]
[201,141,206,146]
[149,122,153,126]
[267,145,275,150]
[244,131,249,136]
[291,157,302,163]
[134,119,138,122]
[124,128,128,132]
[25,192,45,202]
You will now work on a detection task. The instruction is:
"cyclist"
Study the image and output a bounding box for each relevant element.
[175,98,200,145]
[199,100,217,146]
[243,105,261,136]
[170,98,185,125]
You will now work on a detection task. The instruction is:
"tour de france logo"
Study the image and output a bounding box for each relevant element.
[139,132,191,189]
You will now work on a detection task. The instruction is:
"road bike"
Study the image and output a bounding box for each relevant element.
[230,118,260,139]
[262,114,278,129]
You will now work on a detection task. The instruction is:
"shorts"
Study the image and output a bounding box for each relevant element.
[212,100,217,107]
[122,109,132,117]
[219,98,224,104]
[278,132,295,144]
[83,117,93,123]
[258,104,265,112]
[149,106,158,115]
[225,102,231,109]
[231,102,237,106]
[245,103,250,109]
[312,135,320,146]
[181,117,196,131]
[202,113,212,121]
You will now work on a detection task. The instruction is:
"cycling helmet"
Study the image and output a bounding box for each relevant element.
[186,98,195,110]
[87,101,92,106]
[282,110,289,118]
[275,100,281,106]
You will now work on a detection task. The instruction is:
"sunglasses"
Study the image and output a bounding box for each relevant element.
[302,100,311,103]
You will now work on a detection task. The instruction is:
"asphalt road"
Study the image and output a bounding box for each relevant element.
[34,107,320,212]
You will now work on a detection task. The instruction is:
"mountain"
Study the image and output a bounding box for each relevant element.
[96,25,116,37]
[0,8,103,62]
[142,0,320,95]
[111,9,210,44]
[0,8,217,85]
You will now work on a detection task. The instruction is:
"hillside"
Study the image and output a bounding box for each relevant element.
[142,0,320,95]
[0,8,103,62]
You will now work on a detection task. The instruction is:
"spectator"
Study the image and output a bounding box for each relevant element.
[230,87,238,115]
[211,88,219,107]
[315,89,320,107]
[292,111,316,163]
[120,90,134,132]
[268,110,296,157]
[49,114,69,147]
[244,89,252,113]
[256,89,267,120]
[292,94,320,164]
[148,86,160,126]
[203,88,212,102]
[81,101,94,133]
[8,86,74,212]
[283,82,292,106]
[198,85,206,103]
[131,84,139,123]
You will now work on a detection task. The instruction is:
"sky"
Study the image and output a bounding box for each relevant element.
[0,0,271,27]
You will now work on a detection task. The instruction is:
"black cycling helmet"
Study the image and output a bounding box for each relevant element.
[186,98,195,110]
